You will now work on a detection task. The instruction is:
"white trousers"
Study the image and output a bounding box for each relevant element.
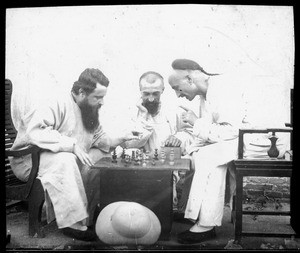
[184,139,238,226]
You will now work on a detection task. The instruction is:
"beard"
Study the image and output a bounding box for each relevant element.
[142,99,160,115]
[79,99,100,133]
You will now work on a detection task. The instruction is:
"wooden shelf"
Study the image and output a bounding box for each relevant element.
[242,203,290,216]
[241,218,296,237]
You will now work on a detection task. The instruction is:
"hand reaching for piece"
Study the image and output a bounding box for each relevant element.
[164,135,182,147]
[123,130,143,141]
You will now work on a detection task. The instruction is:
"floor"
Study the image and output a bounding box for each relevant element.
[6,201,300,251]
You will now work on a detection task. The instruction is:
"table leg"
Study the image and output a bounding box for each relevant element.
[234,172,243,243]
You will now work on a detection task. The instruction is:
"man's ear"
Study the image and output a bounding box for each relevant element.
[78,88,86,97]
[186,75,193,85]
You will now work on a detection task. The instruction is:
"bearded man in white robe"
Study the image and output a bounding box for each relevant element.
[120,71,195,208]
[122,71,186,154]
[9,68,139,241]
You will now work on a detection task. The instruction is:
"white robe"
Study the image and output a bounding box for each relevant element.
[124,103,178,154]
[122,103,194,206]
[9,93,111,228]
[183,74,248,225]
[183,73,289,225]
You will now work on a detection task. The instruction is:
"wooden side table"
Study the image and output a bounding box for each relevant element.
[92,157,190,240]
[232,128,295,243]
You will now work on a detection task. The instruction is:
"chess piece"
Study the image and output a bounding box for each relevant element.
[137,153,142,165]
[151,159,156,166]
[154,149,158,160]
[169,148,175,165]
[140,148,144,157]
[145,151,150,164]
[142,150,148,167]
[160,148,166,163]
[125,154,131,165]
[134,150,140,165]
[112,149,117,163]
[121,148,126,162]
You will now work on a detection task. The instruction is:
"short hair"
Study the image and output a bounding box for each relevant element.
[171,59,219,76]
[139,71,164,84]
[139,71,164,90]
[72,68,109,95]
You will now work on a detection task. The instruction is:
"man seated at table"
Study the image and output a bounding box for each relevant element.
[9,68,139,241]
[121,71,182,153]
[119,71,194,207]
[167,58,291,244]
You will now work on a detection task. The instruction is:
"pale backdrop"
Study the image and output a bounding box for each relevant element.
[5,5,294,136]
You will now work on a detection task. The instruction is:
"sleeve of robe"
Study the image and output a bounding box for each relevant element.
[91,125,111,153]
[192,82,248,143]
[192,117,239,143]
[123,109,153,149]
[24,99,77,153]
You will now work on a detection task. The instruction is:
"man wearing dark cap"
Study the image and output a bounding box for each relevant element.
[10,68,139,241]
[168,59,248,244]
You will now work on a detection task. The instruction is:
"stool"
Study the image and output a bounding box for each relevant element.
[232,128,295,243]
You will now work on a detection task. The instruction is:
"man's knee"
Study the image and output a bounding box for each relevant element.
[41,151,78,168]
[55,152,78,167]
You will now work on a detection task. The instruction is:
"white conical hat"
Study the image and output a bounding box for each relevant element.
[95,201,161,245]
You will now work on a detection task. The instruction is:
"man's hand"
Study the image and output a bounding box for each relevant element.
[73,144,93,166]
[180,105,198,126]
[164,135,182,147]
[123,130,143,141]
[136,98,148,114]
[136,98,150,121]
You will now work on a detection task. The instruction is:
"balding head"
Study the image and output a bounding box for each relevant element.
[139,71,164,116]
[168,59,217,101]
[139,71,164,93]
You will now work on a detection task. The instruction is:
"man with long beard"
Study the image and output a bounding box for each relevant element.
[9,68,139,241]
